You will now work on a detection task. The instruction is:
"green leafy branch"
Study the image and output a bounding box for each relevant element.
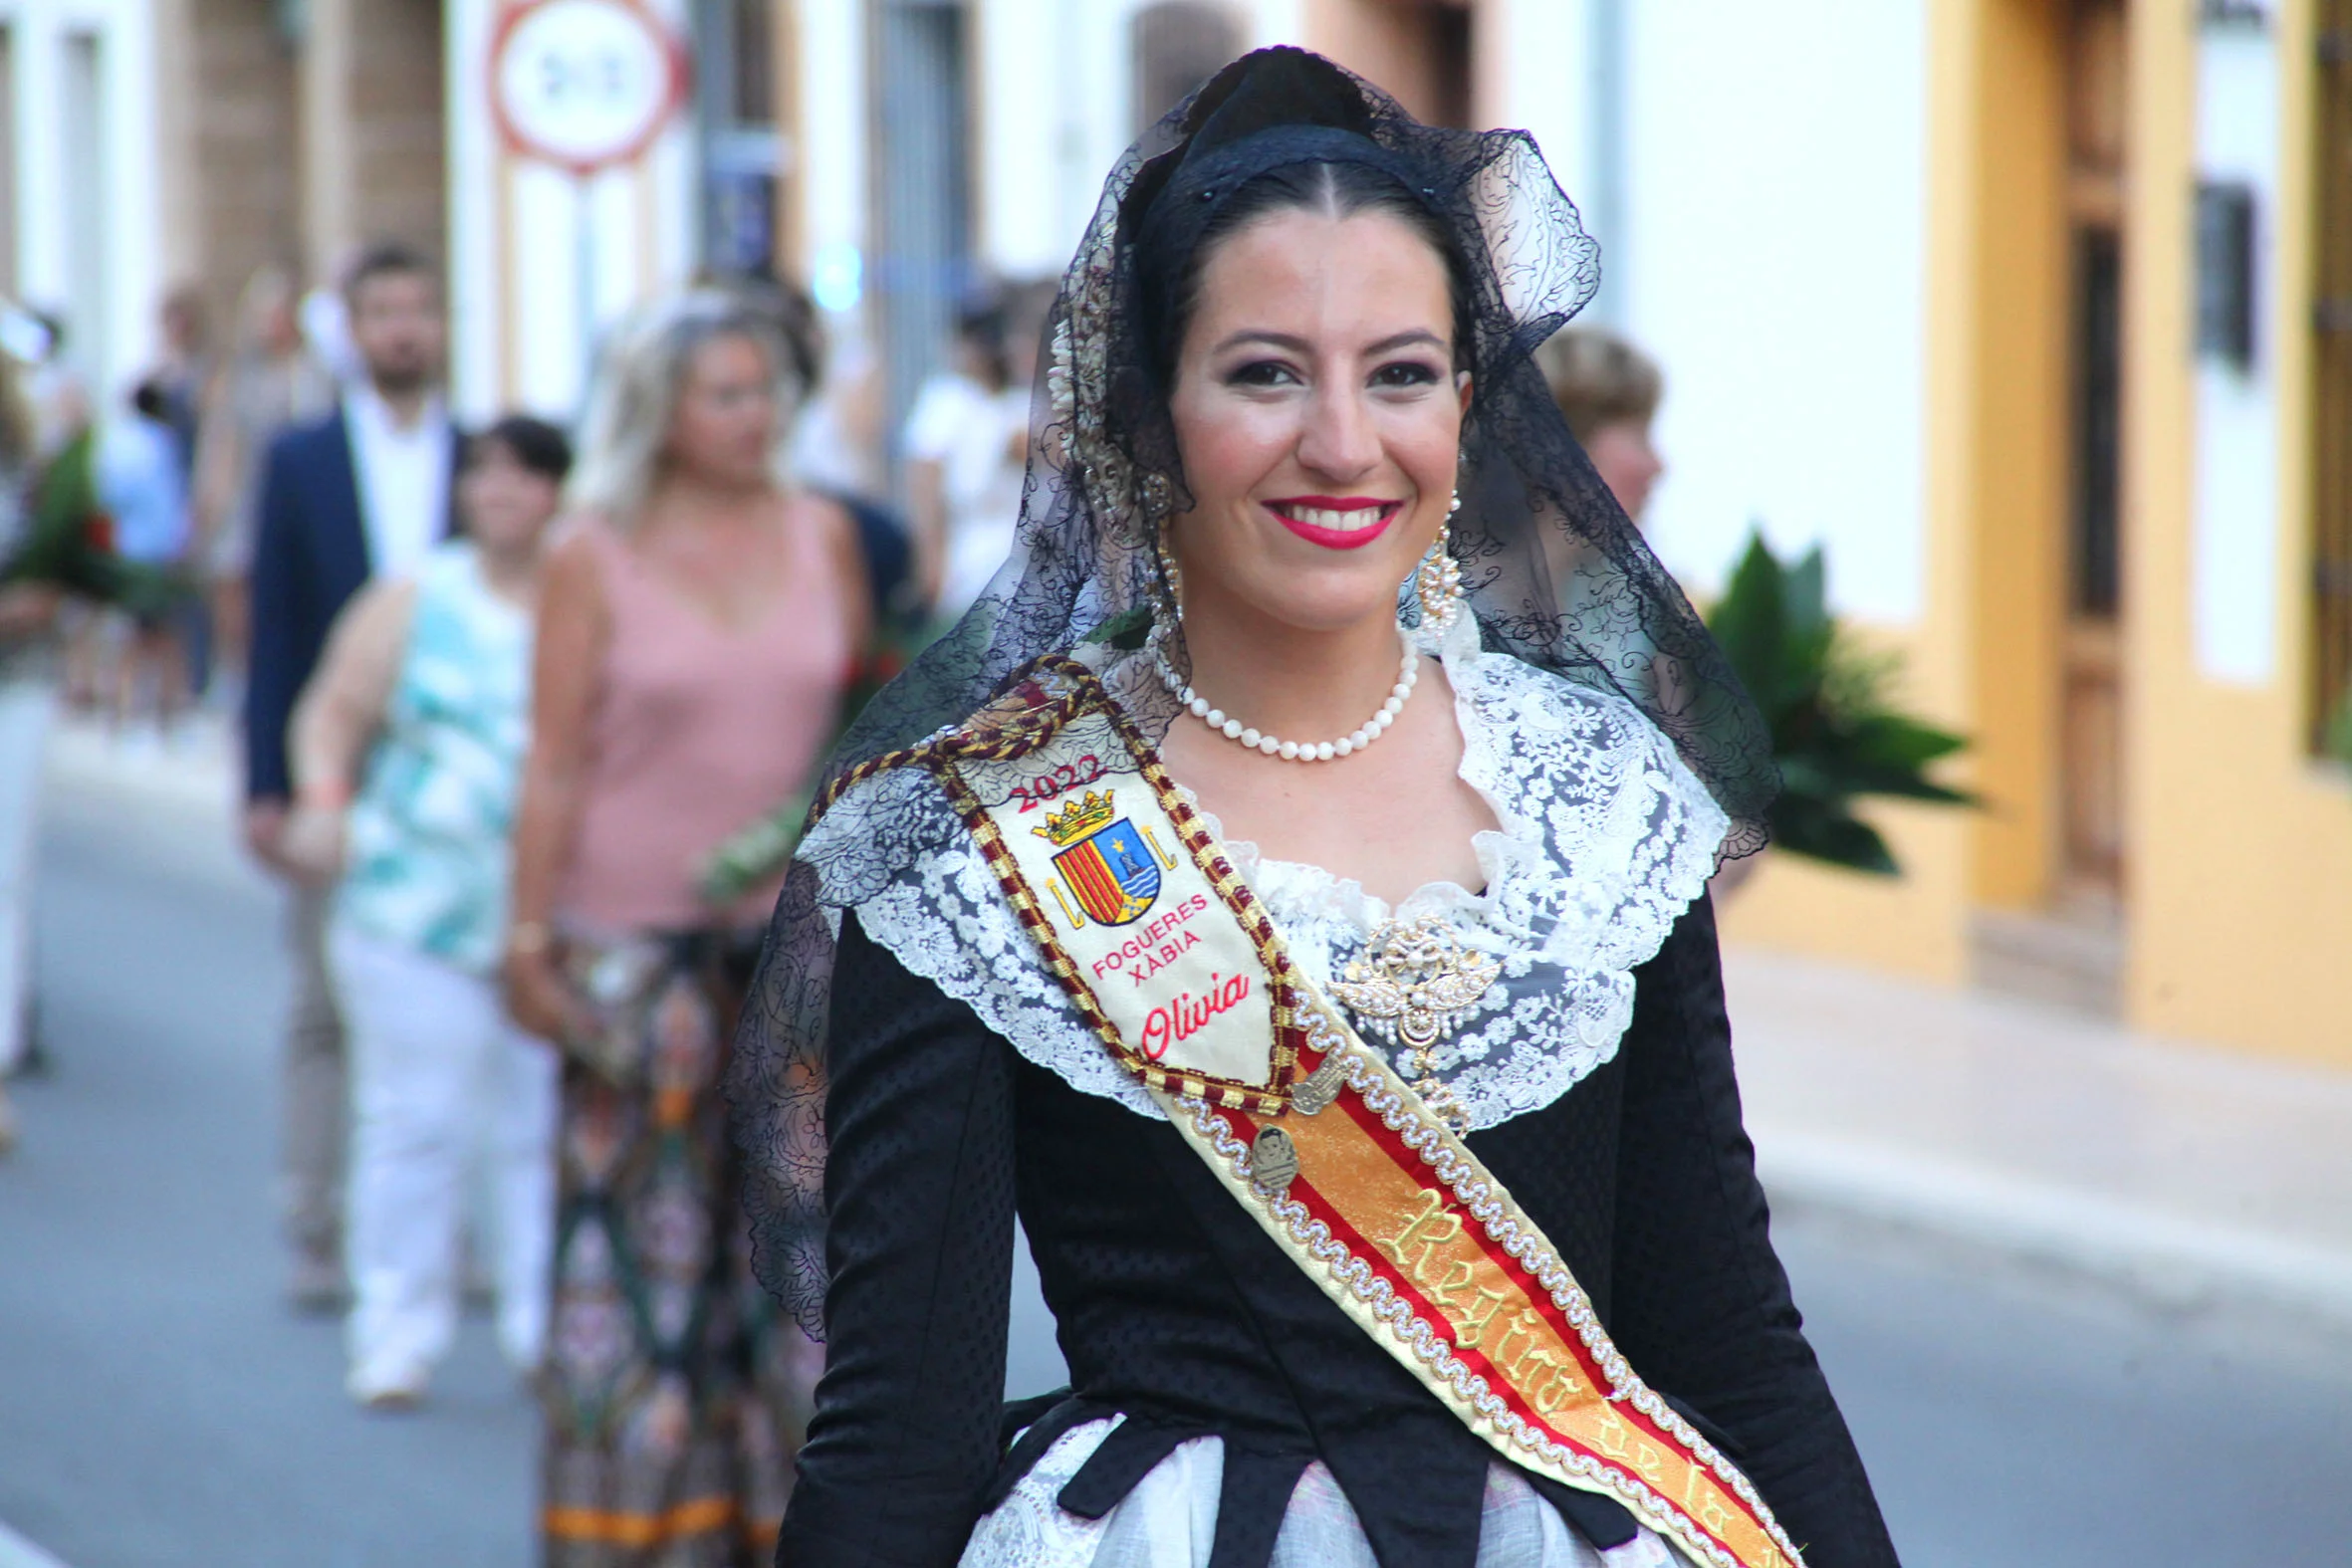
[1704,530,1975,876]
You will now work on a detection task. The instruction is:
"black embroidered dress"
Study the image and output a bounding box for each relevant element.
[765,630,1899,1568]
[728,45,1900,1568]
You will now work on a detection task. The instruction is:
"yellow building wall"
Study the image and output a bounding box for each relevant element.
[1715,621,1972,987]
[1444,0,2352,1064]
[1963,0,2070,914]
[1718,0,2009,987]
[2120,0,2352,1067]
[1736,0,2352,1070]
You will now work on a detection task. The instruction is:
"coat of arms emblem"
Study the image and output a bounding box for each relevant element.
[1035,789,1169,927]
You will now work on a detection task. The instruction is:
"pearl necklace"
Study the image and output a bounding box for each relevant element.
[1153,628,1418,763]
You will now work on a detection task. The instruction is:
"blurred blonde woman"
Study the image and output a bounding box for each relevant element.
[504,289,865,1564]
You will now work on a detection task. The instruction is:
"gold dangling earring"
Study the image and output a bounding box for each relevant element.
[1416,490,1466,632]
[1154,531,1184,622]
[1147,526,1186,672]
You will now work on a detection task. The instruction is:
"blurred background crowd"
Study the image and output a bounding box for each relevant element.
[1,2,2350,1566]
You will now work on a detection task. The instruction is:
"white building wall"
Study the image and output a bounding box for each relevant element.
[1615,0,1931,623]
[2,0,163,402]
[1491,0,1593,224]
[796,0,869,307]
[973,0,1071,280]
[970,0,1154,285]
[2190,20,2282,688]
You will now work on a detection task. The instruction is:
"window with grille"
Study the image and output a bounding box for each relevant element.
[2314,7,2352,751]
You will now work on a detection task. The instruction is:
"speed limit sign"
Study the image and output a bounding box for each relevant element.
[490,0,689,177]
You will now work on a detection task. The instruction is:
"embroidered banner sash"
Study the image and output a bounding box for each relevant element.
[875,656,1803,1568]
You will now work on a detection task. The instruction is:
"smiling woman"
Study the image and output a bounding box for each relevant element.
[1154,184,1491,898]
[733,47,1896,1568]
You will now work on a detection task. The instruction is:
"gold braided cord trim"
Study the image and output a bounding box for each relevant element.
[808,658,1100,828]
[835,650,1806,1567]
[1158,986,1809,1568]
[930,674,1294,1114]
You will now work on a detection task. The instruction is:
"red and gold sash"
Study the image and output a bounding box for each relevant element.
[831,655,1804,1568]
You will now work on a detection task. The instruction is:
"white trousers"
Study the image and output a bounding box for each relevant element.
[0,677,53,1081]
[0,677,54,1075]
[332,926,558,1384]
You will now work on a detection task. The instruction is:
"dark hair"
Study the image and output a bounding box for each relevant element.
[955,300,1015,392]
[465,414,574,484]
[1148,159,1479,388]
[344,241,438,309]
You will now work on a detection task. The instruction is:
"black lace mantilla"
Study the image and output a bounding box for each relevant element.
[730,48,1778,1338]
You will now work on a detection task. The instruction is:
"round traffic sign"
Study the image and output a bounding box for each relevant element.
[490,0,689,177]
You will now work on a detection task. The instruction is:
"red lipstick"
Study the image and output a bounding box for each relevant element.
[1264,496,1402,551]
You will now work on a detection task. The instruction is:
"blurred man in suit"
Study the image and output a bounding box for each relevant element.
[244,243,459,1307]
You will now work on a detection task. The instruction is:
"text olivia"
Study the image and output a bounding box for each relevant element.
[1140,972,1256,1061]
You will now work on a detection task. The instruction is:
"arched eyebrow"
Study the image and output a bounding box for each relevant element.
[1210,328,1450,357]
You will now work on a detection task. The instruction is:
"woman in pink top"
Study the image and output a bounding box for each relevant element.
[505,289,866,1566]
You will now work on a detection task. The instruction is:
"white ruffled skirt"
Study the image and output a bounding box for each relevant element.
[959,1416,1699,1568]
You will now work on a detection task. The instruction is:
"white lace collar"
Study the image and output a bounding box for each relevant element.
[800,615,1729,1130]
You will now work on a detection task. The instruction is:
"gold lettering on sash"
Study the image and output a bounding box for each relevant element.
[932,663,1802,1568]
[1529,1354,1584,1415]
[1507,1321,1560,1380]
[1377,1188,1464,1283]
[1685,1466,1738,1536]
[1491,1306,1543,1370]
[1633,1440,1670,1488]
[1427,1259,1509,1348]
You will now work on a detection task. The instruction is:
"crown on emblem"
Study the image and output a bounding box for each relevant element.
[1034,789,1117,846]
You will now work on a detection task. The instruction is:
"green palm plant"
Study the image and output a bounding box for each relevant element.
[1704,530,1974,875]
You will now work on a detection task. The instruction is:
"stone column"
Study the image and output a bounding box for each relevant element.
[302,0,445,273]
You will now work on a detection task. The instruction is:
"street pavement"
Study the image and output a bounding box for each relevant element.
[4,751,2352,1566]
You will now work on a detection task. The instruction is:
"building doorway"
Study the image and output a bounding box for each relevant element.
[2059,0,2128,909]
[2313,0,2352,748]
[1965,0,2131,1013]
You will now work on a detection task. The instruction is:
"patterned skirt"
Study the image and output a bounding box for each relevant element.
[539,929,823,1567]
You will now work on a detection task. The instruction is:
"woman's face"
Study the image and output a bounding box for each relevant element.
[1584,416,1664,527]
[1167,207,1470,638]
[666,332,780,489]
[459,441,562,557]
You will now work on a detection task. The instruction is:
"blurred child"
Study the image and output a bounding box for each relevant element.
[94,379,195,737]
